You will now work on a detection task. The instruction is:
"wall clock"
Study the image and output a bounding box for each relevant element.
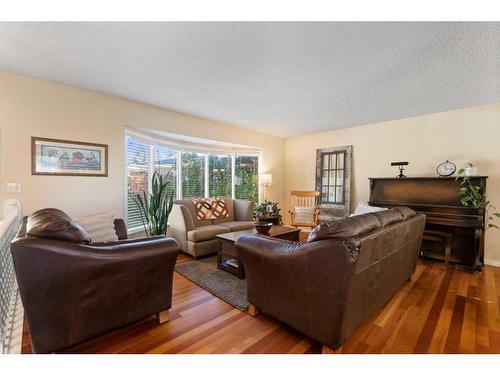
[436,160,456,177]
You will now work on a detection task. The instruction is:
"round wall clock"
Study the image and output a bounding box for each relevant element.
[436,160,456,177]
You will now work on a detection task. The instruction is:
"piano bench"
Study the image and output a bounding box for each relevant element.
[423,230,453,269]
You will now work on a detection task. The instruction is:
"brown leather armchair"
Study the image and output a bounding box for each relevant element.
[11,212,179,354]
[237,207,425,353]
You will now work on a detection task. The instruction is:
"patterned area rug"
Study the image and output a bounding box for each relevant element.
[175,256,248,310]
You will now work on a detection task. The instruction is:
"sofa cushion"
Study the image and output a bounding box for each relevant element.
[371,209,404,226]
[393,206,417,220]
[234,199,254,221]
[187,225,230,242]
[73,212,119,242]
[219,221,255,232]
[27,208,91,243]
[307,212,382,243]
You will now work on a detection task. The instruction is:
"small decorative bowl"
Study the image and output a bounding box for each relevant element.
[253,222,273,235]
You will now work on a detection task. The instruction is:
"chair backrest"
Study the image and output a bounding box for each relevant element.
[290,191,319,210]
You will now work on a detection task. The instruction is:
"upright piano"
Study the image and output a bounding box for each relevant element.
[368,176,487,273]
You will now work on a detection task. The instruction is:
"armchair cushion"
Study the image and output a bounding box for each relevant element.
[27,208,91,243]
[187,225,230,242]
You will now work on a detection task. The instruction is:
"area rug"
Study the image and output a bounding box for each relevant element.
[175,256,248,310]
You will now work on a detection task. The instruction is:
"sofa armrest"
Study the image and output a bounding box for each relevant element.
[234,199,255,221]
[169,204,195,252]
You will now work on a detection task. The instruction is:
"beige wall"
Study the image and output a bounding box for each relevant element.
[285,102,500,263]
[0,71,285,217]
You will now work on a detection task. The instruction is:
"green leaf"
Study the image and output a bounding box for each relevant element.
[493,213,500,218]
[488,223,499,229]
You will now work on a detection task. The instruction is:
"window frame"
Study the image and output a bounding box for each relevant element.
[124,131,260,233]
[319,150,347,205]
[315,145,353,221]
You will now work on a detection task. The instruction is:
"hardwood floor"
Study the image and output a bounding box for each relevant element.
[22,254,500,354]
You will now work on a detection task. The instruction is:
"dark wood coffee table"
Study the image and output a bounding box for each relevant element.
[216,225,301,279]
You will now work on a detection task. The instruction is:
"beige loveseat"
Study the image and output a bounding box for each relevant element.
[170,198,255,258]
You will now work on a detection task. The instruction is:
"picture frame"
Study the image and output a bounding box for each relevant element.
[31,137,108,177]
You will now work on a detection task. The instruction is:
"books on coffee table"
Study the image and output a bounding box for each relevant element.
[226,259,239,269]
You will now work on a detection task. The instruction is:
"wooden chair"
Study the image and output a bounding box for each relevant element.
[289,191,320,229]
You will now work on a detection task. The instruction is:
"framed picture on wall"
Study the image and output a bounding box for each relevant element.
[31,137,108,177]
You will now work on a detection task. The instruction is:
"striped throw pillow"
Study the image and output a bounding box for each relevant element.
[73,212,119,243]
[294,206,315,224]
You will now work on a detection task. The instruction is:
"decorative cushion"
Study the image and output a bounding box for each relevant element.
[73,212,119,243]
[192,198,230,220]
[212,198,235,224]
[294,206,315,224]
[27,208,91,243]
[352,202,388,216]
[307,213,382,243]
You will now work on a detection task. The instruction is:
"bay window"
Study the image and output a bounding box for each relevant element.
[181,152,206,199]
[235,155,259,203]
[208,154,232,197]
[125,133,260,231]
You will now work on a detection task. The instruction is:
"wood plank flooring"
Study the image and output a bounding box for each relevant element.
[22,255,500,354]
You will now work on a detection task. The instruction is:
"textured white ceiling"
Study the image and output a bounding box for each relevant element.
[0,22,498,137]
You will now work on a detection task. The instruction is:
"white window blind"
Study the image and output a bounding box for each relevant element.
[208,154,232,197]
[126,132,260,231]
[235,155,259,203]
[181,152,206,199]
[154,145,178,201]
[126,136,150,229]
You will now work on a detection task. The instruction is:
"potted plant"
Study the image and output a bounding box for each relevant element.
[253,200,282,225]
[456,168,499,230]
[464,162,478,176]
[134,169,175,236]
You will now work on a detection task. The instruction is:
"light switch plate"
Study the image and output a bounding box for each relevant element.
[6,183,21,193]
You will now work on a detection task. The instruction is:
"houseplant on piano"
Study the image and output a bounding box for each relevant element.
[456,168,500,230]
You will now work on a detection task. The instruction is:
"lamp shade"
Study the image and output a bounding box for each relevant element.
[259,173,272,186]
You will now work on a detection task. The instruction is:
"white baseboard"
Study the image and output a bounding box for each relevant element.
[484,258,500,268]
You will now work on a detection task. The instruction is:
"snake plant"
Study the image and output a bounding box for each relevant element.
[134,170,175,236]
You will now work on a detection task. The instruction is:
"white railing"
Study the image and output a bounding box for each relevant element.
[0,200,22,354]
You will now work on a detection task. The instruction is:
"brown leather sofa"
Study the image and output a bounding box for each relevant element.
[11,208,179,354]
[237,207,425,352]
